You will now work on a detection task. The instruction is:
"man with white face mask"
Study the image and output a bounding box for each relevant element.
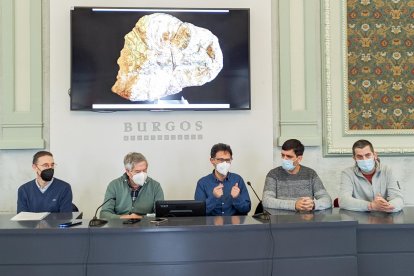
[262,139,332,211]
[339,140,403,212]
[194,143,251,216]
[100,152,164,219]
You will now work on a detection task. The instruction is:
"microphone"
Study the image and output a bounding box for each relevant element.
[89,197,116,227]
[247,181,270,220]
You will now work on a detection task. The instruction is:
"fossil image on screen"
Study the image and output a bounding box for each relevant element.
[111,13,224,102]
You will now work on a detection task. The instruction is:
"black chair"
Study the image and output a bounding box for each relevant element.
[333,198,339,208]
[72,203,83,219]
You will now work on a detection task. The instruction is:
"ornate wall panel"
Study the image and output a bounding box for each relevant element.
[346,0,414,133]
[322,0,414,155]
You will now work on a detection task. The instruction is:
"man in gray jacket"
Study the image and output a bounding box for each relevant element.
[339,139,404,212]
[262,139,332,211]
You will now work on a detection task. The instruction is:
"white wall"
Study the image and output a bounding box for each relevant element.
[49,0,274,218]
[2,0,412,215]
[0,150,39,212]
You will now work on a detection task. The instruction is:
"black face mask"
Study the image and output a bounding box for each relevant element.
[40,168,54,181]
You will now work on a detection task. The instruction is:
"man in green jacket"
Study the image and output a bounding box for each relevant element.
[100,152,164,219]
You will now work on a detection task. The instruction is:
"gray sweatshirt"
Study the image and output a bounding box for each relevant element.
[262,166,332,211]
[339,162,404,212]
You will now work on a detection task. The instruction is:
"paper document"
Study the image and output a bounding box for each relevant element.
[11,212,50,221]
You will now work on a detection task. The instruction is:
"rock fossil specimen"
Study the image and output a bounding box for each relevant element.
[112,13,223,102]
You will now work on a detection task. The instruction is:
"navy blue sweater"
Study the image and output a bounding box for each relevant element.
[17,178,73,213]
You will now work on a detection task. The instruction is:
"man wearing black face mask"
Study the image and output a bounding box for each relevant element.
[17,151,73,213]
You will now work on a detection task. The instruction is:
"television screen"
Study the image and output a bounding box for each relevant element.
[70,7,250,111]
[155,200,206,217]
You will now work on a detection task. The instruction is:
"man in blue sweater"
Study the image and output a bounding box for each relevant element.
[17,151,73,213]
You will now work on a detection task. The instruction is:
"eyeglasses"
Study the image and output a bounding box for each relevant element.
[37,163,56,169]
[214,158,232,163]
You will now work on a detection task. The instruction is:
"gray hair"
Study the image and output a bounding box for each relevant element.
[123,152,148,171]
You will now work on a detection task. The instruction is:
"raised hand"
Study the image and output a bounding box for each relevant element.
[213,183,224,198]
[231,183,240,199]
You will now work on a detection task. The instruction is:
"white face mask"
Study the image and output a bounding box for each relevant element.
[281,159,296,171]
[216,162,231,176]
[132,172,147,186]
[356,158,375,173]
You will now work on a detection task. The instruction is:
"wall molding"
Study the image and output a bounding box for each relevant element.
[277,0,320,146]
[0,0,44,149]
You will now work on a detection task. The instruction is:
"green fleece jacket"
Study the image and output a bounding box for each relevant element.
[100,173,164,219]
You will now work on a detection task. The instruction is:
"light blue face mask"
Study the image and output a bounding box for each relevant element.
[356,158,375,173]
[282,159,296,171]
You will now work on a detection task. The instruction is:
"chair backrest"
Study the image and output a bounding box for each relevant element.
[333,198,339,208]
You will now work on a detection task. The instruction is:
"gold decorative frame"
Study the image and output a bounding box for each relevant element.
[322,0,414,155]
